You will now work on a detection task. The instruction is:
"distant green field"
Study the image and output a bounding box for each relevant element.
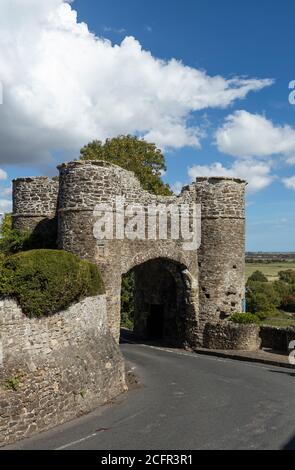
[245,262,295,281]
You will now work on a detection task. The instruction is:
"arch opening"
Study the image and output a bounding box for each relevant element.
[120,258,198,347]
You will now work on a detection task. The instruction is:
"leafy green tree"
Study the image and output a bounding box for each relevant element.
[278,269,295,285]
[0,214,31,255]
[281,295,295,313]
[0,213,56,255]
[80,135,172,196]
[121,271,135,330]
[0,213,12,239]
[246,280,281,316]
[248,270,268,282]
[273,279,292,300]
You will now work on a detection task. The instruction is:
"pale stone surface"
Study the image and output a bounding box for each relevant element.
[203,321,262,351]
[0,296,126,447]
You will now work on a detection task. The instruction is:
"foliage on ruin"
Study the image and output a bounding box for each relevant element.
[80,135,172,196]
[229,313,260,324]
[248,270,268,283]
[0,214,57,255]
[4,376,21,392]
[121,271,135,330]
[0,250,105,317]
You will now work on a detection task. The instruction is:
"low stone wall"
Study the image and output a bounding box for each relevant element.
[260,325,295,352]
[203,321,261,351]
[0,296,126,447]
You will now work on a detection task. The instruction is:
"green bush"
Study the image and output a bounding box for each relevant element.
[0,250,105,317]
[246,280,282,316]
[229,313,260,324]
[278,270,295,285]
[0,214,57,255]
[281,295,295,313]
[248,270,268,282]
[121,271,135,330]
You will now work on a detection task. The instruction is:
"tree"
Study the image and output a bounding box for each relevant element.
[80,135,172,196]
[0,214,29,255]
[0,213,12,240]
[281,295,295,313]
[246,280,281,316]
[121,271,135,330]
[278,270,295,285]
[248,270,268,282]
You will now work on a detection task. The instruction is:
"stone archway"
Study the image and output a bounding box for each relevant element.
[121,257,199,348]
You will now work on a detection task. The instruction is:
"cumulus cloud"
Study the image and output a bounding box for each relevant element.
[282,176,295,190]
[0,186,12,197]
[188,160,275,193]
[216,110,295,162]
[0,170,11,212]
[0,169,7,180]
[0,0,273,165]
[0,199,12,213]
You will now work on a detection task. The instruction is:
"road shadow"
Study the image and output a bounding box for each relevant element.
[262,348,289,358]
[120,328,183,349]
[268,369,295,378]
[282,433,295,450]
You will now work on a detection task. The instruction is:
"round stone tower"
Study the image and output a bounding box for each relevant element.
[194,177,246,333]
[12,177,59,237]
[57,160,125,260]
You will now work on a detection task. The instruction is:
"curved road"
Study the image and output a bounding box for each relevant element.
[6,341,295,450]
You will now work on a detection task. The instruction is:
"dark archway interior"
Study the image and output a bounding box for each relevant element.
[121,258,187,346]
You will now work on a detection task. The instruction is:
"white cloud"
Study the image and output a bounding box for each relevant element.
[0,186,11,197]
[0,172,11,212]
[188,160,275,193]
[0,199,12,213]
[0,169,7,180]
[283,176,295,190]
[216,110,295,162]
[0,0,273,165]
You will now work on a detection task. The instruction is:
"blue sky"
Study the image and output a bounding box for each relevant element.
[0,0,295,251]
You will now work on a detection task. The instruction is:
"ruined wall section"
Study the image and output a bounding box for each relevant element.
[194,177,246,338]
[0,296,126,447]
[12,177,59,239]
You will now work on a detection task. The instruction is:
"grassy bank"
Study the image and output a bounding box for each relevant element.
[246,262,295,281]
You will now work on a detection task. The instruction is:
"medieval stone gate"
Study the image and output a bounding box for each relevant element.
[12,160,246,347]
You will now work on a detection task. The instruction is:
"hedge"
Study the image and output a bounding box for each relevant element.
[0,250,105,317]
[229,313,260,325]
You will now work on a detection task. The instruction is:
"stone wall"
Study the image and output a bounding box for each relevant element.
[195,178,246,338]
[0,296,126,447]
[260,325,295,352]
[12,177,59,239]
[13,160,247,347]
[57,161,200,344]
[203,321,261,351]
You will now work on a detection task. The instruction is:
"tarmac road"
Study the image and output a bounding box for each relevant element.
[5,340,295,450]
